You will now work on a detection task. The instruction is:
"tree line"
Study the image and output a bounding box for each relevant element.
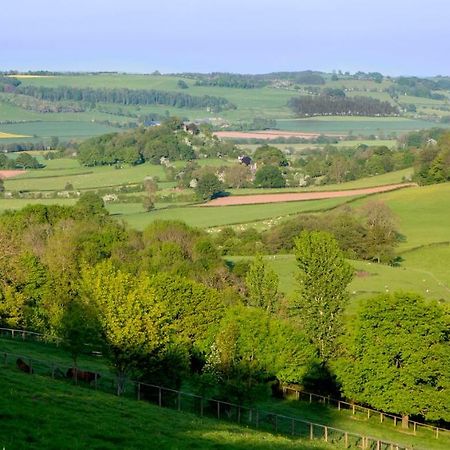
[288,94,399,116]
[414,132,450,184]
[0,199,448,424]
[16,86,236,112]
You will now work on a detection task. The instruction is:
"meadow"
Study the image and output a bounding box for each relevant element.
[0,336,446,450]
[275,117,449,135]
[0,366,334,450]
[230,252,450,305]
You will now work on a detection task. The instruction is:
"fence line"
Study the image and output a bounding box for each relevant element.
[280,384,449,440]
[3,350,412,450]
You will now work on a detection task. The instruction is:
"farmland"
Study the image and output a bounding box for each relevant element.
[1,72,450,142]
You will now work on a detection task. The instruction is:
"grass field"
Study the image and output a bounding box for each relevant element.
[275,117,449,135]
[231,253,450,304]
[1,366,335,450]
[121,197,358,230]
[0,336,446,450]
[351,183,450,251]
[0,120,121,141]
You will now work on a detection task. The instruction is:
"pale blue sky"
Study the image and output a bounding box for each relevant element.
[2,0,449,75]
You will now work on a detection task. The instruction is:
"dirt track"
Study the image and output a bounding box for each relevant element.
[214,130,344,140]
[203,183,416,207]
[0,170,26,179]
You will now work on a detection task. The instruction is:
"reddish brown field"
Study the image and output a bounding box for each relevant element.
[214,130,345,140]
[0,170,26,179]
[203,183,416,207]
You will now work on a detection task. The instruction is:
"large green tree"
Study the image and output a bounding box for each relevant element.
[245,255,279,312]
[335,292,450,426]
[292,231,353,361]
[254,165,285,188]
[195,173,224,200]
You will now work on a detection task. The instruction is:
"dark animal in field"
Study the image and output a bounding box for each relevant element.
[16,358,33,374]
[66,368,100,384]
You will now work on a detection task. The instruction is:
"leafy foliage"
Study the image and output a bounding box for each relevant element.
[335,292,450,421]
[292,231,353,361]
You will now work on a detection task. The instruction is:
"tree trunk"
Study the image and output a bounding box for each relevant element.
[402,415,409,429]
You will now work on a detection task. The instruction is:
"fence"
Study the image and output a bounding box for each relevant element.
[280,385,450,440]
[3,350,412,450]
[0,327,46,342]
[1,327,448,445]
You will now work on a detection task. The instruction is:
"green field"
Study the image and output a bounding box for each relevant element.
[276,117,449,135]
[120,197,358,230]
[1,366,335,450]
[0,120,121,141]
[1,336,446,450]
[351,183,450,251]
[233,253,450,305]
[1,73,449,141]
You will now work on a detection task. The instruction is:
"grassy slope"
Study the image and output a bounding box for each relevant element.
[0,337,446,450]
[0,367,332,450]
[231,253,450,305]
[351,183,450,250]
[121,197,356,230]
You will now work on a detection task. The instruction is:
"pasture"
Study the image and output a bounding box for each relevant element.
[121,197,358,230]
[1,367,333,450]
[0,120,121,141]
[0,335,446,450]
[275,117,449,135]
[232,253,450,305]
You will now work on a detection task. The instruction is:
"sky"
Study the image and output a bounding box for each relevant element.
[2,0,449,76]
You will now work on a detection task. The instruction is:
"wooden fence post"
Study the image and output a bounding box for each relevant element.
[380,413,383,423]
[309,393,312,403]
[338,401,341,411]
[344,432,348,448]
[324,426,328,442]
[436,427,439,439]
[291,419,295,435]
[413,422,416,435]
[352,404,355,415]
[309,423,314,440]
[4,352,7,366]
[217,401,220,419]
[137,383,141,401]
[158,387,162,407]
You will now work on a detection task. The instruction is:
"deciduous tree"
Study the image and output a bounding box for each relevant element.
[292,231,353,361]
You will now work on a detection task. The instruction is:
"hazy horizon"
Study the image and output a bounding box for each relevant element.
[2,0,449,77]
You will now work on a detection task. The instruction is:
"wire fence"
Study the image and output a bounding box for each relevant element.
[4,350,413,450]
[279,384,450,440]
